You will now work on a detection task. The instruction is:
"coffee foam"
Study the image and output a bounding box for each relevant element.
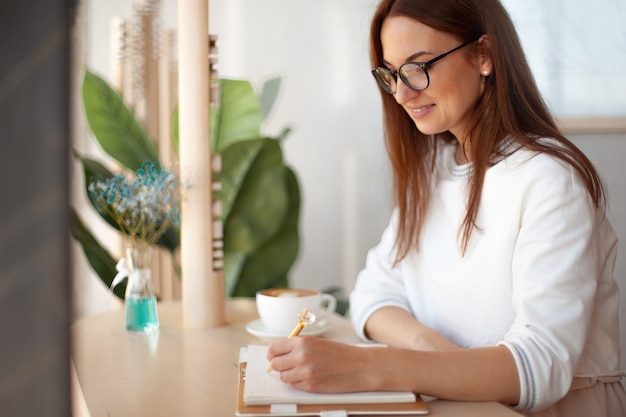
[262,288,316,298]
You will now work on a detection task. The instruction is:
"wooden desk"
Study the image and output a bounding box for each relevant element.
[72,299,521,417]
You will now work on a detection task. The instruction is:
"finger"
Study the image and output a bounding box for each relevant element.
[276,362,302,384]
[266,338,293,361]
[268,351,298,373]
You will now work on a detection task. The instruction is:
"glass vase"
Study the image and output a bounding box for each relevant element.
[124,242,159,332]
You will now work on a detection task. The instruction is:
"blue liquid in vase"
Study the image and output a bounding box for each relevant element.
[125,296,159,332]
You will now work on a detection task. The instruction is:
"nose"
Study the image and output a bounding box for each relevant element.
[393,78,421,104]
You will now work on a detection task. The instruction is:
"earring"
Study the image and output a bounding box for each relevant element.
[482,70,490,76]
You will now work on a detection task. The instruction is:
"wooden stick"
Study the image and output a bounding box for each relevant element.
[178,0,225,328]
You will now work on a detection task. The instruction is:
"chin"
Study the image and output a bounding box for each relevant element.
[412,122,446,136]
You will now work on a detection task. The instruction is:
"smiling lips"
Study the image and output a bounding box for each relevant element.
[409,104,434,116]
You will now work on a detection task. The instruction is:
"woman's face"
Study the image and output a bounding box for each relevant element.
[380,16,488,143]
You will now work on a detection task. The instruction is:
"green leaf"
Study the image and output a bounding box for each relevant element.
[82,70,159,171]
[75,153,120,230]
[71,209,125,299]
[231,166,300,297]
[172,79,263,154]
[259,77,282,120]
[221,138,289,254]
[214,79,263,152]
[276,126,293,142]
[224,251,247,297]
[153,226,180,253]
[218,139,265,219]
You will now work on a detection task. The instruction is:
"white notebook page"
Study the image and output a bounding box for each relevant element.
[242,345,416,406]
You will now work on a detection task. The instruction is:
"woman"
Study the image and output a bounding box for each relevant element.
[266,0,626,415]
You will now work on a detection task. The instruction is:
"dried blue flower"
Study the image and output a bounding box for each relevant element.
[89,161,182,246]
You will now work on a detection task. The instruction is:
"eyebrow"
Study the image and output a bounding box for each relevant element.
[382,50,433,68]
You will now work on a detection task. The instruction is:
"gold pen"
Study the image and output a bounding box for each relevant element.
[266,309,315,373]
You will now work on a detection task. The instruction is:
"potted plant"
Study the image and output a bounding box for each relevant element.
[72,70,300,298]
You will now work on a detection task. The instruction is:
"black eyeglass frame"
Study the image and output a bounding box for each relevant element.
[371,38,479,94]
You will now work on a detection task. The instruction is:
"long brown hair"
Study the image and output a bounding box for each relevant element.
[370,0,605,262]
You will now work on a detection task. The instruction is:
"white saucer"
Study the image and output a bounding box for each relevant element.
[245,319,331,339]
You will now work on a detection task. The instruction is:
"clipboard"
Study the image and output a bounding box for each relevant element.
[236,361,430,416]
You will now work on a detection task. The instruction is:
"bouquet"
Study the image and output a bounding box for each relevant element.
[88,161,181,247]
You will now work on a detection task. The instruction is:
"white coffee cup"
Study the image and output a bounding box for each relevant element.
[256,288,337,333]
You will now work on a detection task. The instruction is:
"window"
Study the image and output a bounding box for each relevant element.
[502,0,626,132]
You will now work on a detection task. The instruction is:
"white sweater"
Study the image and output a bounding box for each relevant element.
[350,142,623,411]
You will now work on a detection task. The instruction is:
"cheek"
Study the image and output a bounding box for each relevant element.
[438,73,483,116]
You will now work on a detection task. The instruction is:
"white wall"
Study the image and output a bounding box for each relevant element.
[81,0,626,368]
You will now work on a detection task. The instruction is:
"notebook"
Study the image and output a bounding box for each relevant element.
[236,345,429,416]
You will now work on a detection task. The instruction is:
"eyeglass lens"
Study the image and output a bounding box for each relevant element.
[373,64,428,94]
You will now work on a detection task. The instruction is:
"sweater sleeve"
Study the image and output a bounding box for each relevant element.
[497,156,611,411]
[349,210,412,340]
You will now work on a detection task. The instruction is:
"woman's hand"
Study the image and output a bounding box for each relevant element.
[266,334,519,405]
[266,336,382,393]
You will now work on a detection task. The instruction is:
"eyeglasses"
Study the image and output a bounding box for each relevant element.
[371,39,478,94]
